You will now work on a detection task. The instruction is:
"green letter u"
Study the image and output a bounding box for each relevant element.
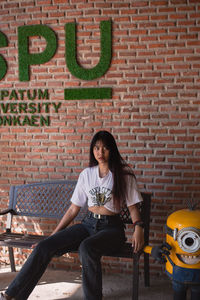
[65,20,112,81]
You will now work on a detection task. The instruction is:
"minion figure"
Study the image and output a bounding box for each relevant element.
[144,203,200,300]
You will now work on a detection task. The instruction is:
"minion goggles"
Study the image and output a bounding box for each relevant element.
[165,225,200,253]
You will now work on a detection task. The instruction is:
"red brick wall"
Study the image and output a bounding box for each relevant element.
[0,0,200,276]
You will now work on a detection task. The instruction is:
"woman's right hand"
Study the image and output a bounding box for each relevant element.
[31,243,38,249]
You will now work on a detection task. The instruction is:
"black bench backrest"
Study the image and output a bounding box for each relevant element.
[8,180,151,230]
[9,180,77,219]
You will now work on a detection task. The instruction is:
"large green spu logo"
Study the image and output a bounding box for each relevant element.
[0,21,112,100]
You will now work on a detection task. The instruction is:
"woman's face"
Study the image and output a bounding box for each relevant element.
[93,140,110,165]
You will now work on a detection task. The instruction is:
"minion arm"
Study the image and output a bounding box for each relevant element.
[144,243,171,263]
[144,245,152,254]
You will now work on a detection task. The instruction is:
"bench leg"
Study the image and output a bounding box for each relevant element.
[132,253,140,300]
[144,252,150,287]
[8,247,16,272]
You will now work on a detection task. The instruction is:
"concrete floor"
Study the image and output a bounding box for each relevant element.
[0,267,174,300]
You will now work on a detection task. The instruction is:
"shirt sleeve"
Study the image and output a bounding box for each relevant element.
[126,175,143,207]
[70,170,88,207]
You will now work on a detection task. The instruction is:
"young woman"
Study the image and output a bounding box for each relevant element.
[1,130,144,300]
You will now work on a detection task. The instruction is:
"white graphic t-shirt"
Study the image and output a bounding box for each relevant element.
[70,166,143,213]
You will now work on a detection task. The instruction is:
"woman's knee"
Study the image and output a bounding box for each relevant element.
[79,239,95,259]
[79,238,100,264]
[34,239,52,258]
[79,239,90,257]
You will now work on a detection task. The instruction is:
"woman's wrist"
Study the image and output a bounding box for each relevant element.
[133,220,144,229]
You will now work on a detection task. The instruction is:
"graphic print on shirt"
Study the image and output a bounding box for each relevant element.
[89,186,112,206]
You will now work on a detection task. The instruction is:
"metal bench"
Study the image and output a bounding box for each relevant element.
[0,180,151,300]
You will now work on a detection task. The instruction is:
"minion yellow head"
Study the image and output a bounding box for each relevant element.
[165,208,200,274]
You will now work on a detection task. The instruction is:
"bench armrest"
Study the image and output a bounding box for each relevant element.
[0,208,16,216]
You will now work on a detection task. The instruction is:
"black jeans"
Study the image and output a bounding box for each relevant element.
[172,280,200,300]
[6,214,126,300]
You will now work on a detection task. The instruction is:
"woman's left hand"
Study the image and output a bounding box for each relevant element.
[132,226,144,253]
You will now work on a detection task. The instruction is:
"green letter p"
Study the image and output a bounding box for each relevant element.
[18,25,57,81]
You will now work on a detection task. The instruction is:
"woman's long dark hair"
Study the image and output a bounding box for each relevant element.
[89,131,135,210]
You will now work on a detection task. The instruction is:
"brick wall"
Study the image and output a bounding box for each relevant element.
[0,0,200,277]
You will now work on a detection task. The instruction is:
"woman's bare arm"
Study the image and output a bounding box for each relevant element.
[128,204,144,253]
[31,204,81,249]
[51,203,81,235]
